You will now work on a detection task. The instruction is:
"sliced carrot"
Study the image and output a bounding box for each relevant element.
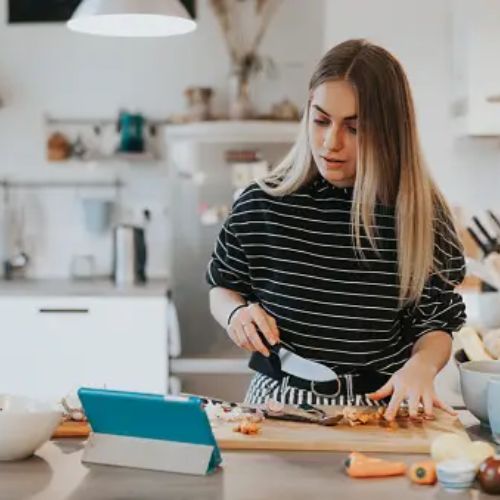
[408,461,437,485]
[345,452,407,478]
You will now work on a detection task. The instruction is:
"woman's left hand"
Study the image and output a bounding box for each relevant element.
[366,356,457,421]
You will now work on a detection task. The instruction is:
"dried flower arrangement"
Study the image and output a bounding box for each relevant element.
[209,0,282,118]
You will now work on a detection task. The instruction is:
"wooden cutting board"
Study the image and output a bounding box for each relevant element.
[52,421,90,439]
[211,407,468,454]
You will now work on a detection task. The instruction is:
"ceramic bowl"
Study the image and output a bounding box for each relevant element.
[459,360,500,425]
[0,394,62,461]
[436,458,478,491]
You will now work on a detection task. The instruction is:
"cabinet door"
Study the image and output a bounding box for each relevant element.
[453,0,500,135]
[0,296,168,402]
[0,298,43,397]
[0,297,96,401]
[28,297,98,402]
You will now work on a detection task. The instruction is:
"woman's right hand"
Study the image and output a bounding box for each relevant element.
[227,303,280,357]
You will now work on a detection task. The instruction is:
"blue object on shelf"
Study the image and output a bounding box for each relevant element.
[118,112,145,153]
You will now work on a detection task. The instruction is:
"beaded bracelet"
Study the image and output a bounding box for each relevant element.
[227,303,247,326]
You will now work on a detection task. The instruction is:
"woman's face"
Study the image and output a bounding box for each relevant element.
[308,80,358,188]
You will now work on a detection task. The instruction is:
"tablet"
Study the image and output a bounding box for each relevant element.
[78,387,222,474]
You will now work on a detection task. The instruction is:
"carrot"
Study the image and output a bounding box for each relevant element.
[345,452,407,478]
[408,461,437,485]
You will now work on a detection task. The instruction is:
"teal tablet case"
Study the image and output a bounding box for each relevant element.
[78,387,222,473]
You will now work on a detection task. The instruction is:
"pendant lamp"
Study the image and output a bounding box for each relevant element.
[67,0,196,37]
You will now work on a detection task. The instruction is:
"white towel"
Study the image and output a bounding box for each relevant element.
[167,299,181,358]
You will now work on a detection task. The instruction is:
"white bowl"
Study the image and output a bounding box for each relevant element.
[459,360,500,426]
[436,458,478,491]
[0,394,62,461]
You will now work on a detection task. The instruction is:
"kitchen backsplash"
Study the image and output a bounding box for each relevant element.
[0,168,171,280]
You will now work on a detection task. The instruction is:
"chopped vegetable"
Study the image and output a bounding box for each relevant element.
[345,452,407,478]
[233,420,261,435]
[408,460,437,485]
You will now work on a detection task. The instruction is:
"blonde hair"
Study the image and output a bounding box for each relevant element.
[257,39,461,305]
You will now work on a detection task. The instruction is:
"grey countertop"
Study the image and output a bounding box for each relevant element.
[0,278,170,298]
[0,412,497,500]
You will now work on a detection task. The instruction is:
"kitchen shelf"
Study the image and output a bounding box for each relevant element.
[50,151,161,165]
[0,178,124,190]
[44,114,169,127]
[44,113,164,165]
[165,120,300,144]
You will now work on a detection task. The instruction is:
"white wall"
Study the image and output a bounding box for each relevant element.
[323,0,500,217]
[0,0,325,278]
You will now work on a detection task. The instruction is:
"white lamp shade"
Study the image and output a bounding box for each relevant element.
[67,0,197,37]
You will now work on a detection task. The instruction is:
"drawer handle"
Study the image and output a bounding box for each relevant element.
[38,308,89,314]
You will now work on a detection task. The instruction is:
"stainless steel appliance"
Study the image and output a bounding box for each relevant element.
[167,140,292,401]
[112,224,147,285]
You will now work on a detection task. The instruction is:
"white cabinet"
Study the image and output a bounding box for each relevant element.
[0,296,168,401]
[452,0,500,135]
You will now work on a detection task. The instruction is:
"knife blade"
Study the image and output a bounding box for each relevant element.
[277,345,339,382]
[259,333,339,383]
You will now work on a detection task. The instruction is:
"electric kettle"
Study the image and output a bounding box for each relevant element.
[112,224,147,285]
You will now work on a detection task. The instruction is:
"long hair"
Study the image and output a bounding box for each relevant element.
[257,39,460,305]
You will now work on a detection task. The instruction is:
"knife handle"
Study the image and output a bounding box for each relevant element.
[256,330,281,355]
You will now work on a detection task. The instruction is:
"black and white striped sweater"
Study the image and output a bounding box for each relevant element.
[206,177,466,377]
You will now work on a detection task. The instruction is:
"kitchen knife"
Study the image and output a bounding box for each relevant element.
[467,226,490,255]
[472,216,500,252]
[487,210,500,234]
[259,333,339,383]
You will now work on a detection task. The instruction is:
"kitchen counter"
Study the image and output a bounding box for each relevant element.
[0,412,496,499]
[0,278,170,298]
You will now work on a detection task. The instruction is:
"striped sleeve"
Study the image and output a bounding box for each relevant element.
[206,199,254,299]
[407,216,467,340]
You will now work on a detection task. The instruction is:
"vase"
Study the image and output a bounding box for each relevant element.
[228,62,254,120]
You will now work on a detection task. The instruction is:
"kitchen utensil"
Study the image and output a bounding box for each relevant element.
[112,224,147,285]
[472,216,500,252]
[466,222,500,291]
[487,210,500,235]
[0,394,62,461]
[459,360,500,426]
[467,226,490,255]
[264,410,342,426]
[258,334,339,383]
[52,421,90,439]
[200,395,340,426]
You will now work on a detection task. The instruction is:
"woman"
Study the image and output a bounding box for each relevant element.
[206,39,466,421]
